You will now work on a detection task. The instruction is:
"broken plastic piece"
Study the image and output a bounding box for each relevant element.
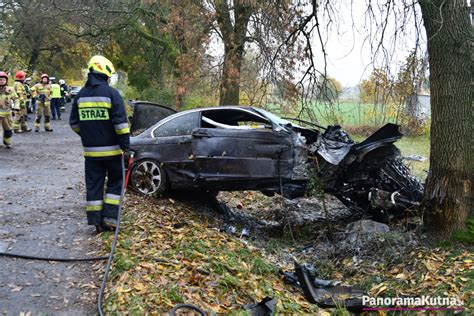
[294,260,366,312]
[246,297,278,316]
[240,227,250,238]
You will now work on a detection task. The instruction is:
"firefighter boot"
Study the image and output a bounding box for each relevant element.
[34,115,41,132]
[21,112,31,132]
[3,129,13,149]
[44,116,53,132]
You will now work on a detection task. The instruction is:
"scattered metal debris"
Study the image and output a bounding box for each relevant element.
[403,154,427,162]
[246,297,278,316]
[293,260,366,312]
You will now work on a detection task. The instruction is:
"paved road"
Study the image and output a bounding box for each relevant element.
[0,104,99,315]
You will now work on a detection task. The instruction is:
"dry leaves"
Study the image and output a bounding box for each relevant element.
[101,193,321,314]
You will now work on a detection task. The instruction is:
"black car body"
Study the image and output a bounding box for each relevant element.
[129,106,310,197]
[128,105,423,219]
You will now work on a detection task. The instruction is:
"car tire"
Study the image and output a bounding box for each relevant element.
[130,159,168,196]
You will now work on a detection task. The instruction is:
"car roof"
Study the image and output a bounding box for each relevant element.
[157,105,264,122]
[174,105,259,114]
[143,105,267,137]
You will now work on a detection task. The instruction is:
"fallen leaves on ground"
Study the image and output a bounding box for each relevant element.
[101,191,473,314]
[223,191,473,313]
[102,192,321,314]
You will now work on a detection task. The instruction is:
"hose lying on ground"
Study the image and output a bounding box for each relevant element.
[97,154,127,316]
[0,252,108,262]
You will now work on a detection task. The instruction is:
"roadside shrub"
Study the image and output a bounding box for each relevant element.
[139,87,174,106]
[399,116,431,136]
[453,217,474,245]
[122,85,140,101]
[184,91,218,110]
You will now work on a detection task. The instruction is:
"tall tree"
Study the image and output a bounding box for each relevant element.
[208,0,301,106]
[287,0,472,238]
[213,0,253,105]
[419,0,473,238]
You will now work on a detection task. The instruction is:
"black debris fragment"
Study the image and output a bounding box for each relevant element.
[246,297,278,316]
[293,260,367,312]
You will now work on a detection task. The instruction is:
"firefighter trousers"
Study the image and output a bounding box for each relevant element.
[12,101,30,132]
[0,114,13,145]
[35,101,52,130]
[85,156,123,226]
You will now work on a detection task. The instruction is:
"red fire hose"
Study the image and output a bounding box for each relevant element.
[124,152,134,190]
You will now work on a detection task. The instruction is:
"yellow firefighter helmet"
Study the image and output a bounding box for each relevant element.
[87,55,115,78]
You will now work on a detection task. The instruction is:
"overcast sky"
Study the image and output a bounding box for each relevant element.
[310,0,426,87]
[205,1,430,88]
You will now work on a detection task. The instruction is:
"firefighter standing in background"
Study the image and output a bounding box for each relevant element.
[31,74,53,132]
[50,79,62,120]
[0,71,19,149]
[25,77,35,114]
[12,70,32,133]
[70,55,130,233]
[59,79,68,112]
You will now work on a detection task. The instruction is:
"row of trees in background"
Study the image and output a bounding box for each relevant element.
[0,0,471,239]
[358,51,429,131]
[0,0,105,81]
[0,0,428,119]
[0,0,304,109]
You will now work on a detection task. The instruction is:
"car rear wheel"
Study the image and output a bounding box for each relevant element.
[130,159,168,195]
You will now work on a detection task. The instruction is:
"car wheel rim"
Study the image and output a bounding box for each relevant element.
[133,161,162,195]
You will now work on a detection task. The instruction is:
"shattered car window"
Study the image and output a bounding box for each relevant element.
[201,109,271,129]
[152,112,199,137]
[253,108,293,129]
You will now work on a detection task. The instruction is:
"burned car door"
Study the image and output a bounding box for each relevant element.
[191,108,293,190]
[149,112,200,187]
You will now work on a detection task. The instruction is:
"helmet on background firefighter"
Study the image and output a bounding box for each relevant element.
[40,73,49,83]
[15,70,26,81]
[0,71,8,85]
[87,55,115,78]
[59,79,65,85]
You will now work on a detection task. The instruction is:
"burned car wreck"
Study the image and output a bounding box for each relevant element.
[128,104,423,218]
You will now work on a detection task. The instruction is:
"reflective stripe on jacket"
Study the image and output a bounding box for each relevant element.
[13,81,27,101]
[69,73,130,158]
[31,83,51,99]
[50,83,62,98]
[0,86,19,113]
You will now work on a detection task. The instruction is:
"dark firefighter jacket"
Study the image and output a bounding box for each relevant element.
[69,73,130,158]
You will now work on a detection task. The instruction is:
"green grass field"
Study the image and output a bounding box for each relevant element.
[266,101,405,126]
[309,101,392,126]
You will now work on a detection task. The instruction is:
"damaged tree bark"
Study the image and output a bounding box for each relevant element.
[419,0,473,239]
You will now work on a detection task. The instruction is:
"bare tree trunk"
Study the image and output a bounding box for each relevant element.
[419,0,473,239]
[220,43,245,105]
[215,0,253,105]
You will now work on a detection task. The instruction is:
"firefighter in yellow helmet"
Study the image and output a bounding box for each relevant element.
[0,71,20,148]
[70,55,130,232]
[12,70,32,133]
[31,73,53,132]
